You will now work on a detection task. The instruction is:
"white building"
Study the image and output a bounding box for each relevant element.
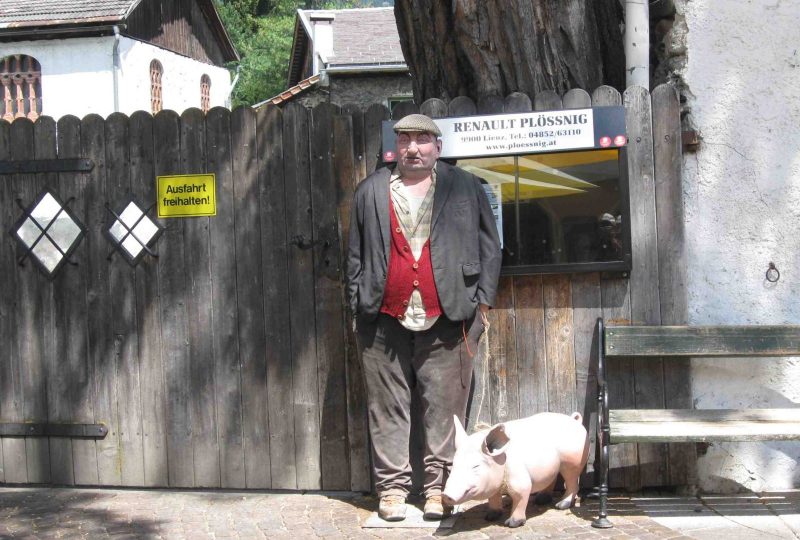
[661,0,800,492]
[0,0,238,120]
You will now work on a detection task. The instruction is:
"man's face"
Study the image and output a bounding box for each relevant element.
[396,131,442,178]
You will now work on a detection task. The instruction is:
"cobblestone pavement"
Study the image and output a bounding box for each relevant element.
[0,487,694,539]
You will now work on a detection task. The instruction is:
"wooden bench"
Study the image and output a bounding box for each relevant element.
[592,318,800,528]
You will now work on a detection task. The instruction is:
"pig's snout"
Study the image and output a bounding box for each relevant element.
[441,494,455,507]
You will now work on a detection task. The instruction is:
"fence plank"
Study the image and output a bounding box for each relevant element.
[504,92,532,113]
[283,102,321,490]
[543,274,576,415]
[592,86,622,107]
[419,98,448,118]
[534,90,562,111]
[1,120,27,483]
[311,104,349,490]
[31,117,58,484]
[13,118,49,484]
[234,107,271,489]
[129,111,168,486]
[625,87,667,488]
[209,106,246,488]
[448,96,477,117]
[571,272,602,481]
[105,113,145,486]
[260,106,296,489]
[154,110,195,487]
[563,89,591,109]
[489,276,518,424]
[600,275,638,489]
[513,276,547,418]
[0,121,10,482]
[363,104,389,175]
[334,113,370,491]
[391,101,418,119]
[652,83,695,487]
[179,108,219,488]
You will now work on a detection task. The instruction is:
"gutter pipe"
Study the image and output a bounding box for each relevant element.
[112,25,121,113]
[625,0,650,89]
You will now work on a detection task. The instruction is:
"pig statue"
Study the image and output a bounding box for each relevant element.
[442,412,589,528]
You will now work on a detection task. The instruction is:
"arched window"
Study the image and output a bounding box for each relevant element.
[200,74,211,113]
[150,60,163,114]
[1,54,42,121]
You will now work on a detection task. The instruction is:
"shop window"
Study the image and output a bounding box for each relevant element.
[381,106,631,275]
[150,60,163,114]
[200,74,211,113]
[1,54,42,121]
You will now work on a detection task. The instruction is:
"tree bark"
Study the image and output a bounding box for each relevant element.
[395,0,625,103]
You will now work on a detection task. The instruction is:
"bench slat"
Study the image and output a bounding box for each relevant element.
[604,326,800,357]
[609,409,800,442]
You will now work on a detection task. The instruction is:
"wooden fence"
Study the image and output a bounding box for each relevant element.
[0,83,690,492]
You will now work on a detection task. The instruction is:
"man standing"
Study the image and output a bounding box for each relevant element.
[346,114,502,521]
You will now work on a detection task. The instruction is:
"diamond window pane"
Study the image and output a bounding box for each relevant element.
[121,236,144,258]
[30,192,62,229]
[31,236,63,273]
[16,217,42,247]
[132,216,158,245]
[120,202,144,228]
[48,212,82,252]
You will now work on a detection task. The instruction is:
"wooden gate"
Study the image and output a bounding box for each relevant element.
[0,84,689,492]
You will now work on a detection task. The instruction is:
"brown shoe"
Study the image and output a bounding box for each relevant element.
[423,495,452,520]
[378,494,407,522]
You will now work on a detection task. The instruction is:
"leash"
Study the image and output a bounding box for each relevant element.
[465,316,492,429]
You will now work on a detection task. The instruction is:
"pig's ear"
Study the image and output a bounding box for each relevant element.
[453,415,467,449]
[482,424,510,457]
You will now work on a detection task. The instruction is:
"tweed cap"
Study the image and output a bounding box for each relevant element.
[392,114,442,137]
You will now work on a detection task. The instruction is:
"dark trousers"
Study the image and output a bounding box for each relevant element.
[356,312,483,497]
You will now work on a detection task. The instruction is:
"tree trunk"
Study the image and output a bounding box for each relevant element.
[395,0,625,103]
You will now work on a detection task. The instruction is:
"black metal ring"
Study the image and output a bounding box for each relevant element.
[766,262,780,283]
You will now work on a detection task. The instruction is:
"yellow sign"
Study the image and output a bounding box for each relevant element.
[157,174,216,218]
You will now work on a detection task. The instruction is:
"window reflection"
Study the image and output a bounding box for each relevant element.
[457,149,624,267]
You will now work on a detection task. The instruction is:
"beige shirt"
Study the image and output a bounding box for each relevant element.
[389,170,439,331]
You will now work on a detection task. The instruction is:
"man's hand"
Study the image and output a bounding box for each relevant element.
[479,303,490,327]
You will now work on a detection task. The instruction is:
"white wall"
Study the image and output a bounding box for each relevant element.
[673,0,800,492]
[0,36,231,119]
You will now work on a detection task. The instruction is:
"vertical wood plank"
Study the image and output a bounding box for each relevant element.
[562,89,592,109]
[49,115,84,485]
[542,275,576,415]
[105,113,145,486]
[209,106,246,488]
[83,114,118,485]
[363,104,389,175]
[334,113,371,492]
[155,110,195,487]
[31,116,58,484]
[283,102,321,490]
[260,106,296,489]
[2,120,28,483]
[74,115,105,486]
[504,92,532,113]
[625,87,667,488]
[570,272,602,481]
[311,103,349,490]
[534,90,562,111]
[419,98,448,118]
[14,117,50,483]
[447,97,477,117]
[652,83,695,486]
[513,276,547,418]
[600,276,638,489]
[180,108,219,487]
[390,101,418,119]
[487,276,518,424]
[592,86,623,107]
[235,107,271,489]
[0,120,10,482]
[130,111,168,486]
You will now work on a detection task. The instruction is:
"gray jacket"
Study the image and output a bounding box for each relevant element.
[346,161,502,322]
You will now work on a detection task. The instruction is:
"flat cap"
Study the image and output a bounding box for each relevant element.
[392,113,442,137]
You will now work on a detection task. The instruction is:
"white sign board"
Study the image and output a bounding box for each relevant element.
[437,109,595,158]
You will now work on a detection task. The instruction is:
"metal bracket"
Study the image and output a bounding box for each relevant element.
[0,158,94,175]
[0,423,108,439]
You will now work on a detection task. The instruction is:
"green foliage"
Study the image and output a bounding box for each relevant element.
[216,0,394,107]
